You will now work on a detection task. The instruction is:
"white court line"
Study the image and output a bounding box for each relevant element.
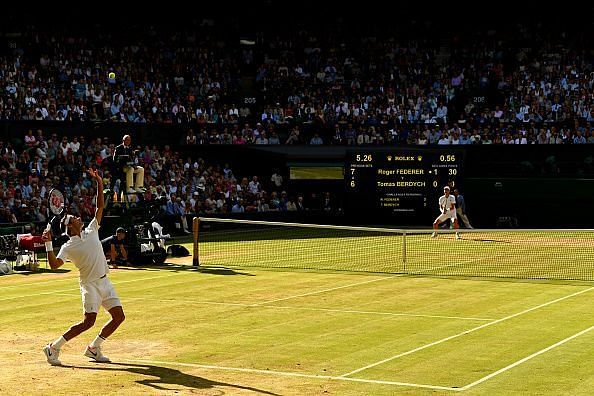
[0,272,187,302]
[112,272,187,285]
[122,358,461,392]
[0,276,75,290]
[0,270,185,289]
[0,290,76,302]
[0,268,187,291]
[51,293,493,321]
[51,293,253,308]
[460,323,594,391]
[264,305,495,321]
[5,349,460,392]
[252,276,393,306]
[341,285,594,377]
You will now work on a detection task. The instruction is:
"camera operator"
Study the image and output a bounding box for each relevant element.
[101,227,130,268]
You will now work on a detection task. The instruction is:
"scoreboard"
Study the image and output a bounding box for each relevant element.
[345,149,464,219]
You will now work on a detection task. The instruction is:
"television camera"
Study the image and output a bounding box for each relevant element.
[103,192,171,266]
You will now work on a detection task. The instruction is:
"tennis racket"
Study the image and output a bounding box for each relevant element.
[46,188,65,234]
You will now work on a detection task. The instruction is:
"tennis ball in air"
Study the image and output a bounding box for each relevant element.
[108,72,116,79]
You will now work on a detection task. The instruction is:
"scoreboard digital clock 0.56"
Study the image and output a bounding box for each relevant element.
[345,149,464,219]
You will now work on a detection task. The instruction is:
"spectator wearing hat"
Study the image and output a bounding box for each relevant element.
[189,191,200,209]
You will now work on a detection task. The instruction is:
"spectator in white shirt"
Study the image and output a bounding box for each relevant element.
[248,176,260,195]
[310,134,323,145]
[438,135,451,145]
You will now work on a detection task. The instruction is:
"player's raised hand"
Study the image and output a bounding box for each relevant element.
[42,229,52,242]
[87,167,100,180]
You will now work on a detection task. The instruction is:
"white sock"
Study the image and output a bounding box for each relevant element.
[51,336,67,350]
[90,335,106,348]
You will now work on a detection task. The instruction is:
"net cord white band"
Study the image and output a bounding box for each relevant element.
[197,217,594,235]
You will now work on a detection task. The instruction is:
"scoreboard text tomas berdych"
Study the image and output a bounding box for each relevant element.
[345,149,463,217]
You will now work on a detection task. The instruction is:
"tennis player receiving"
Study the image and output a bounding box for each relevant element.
[42,168,125,365]
[431,186,461,239]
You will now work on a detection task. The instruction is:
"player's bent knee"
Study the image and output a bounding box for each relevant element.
[109,307,125,324]
[83,318,96,328]
[114,312,125,324]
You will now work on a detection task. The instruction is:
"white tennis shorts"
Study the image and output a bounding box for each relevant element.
[80,276,121,314]
[434,209,457,224]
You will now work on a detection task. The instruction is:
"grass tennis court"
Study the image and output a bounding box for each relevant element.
[1,239,594,395]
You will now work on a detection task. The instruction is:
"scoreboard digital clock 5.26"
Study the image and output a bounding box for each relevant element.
[345,149,464,219]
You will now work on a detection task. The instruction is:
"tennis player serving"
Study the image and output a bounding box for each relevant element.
[42,168,125,365]
[431,186,461,240]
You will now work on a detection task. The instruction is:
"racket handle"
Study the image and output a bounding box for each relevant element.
[45,215,56,232]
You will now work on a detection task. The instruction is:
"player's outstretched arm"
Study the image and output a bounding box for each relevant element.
[88,168,104,225]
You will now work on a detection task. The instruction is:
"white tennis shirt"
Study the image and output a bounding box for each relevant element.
[439,194,456,214]
[57,218,109,284]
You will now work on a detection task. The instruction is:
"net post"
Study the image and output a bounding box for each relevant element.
[402,230,407,272]
[192,217,200,266]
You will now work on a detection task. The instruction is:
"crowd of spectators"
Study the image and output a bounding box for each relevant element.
[0,129,339,226]
[1,18,593,146]
[1,12,592,230]
[251,22,594,145]
[0,22,243,125]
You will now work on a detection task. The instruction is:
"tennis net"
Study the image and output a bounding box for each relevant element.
[193,217,594,281]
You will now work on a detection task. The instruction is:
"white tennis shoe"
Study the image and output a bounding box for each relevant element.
[43,344,62,366]
[84,346,110,363]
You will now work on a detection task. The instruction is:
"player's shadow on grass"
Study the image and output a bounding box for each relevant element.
[153,264,254,276]
[196,266,255,276]
[109,264,252,276]
[13,268,70,275]
[70,362,279,395]
[109,266,158,271]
